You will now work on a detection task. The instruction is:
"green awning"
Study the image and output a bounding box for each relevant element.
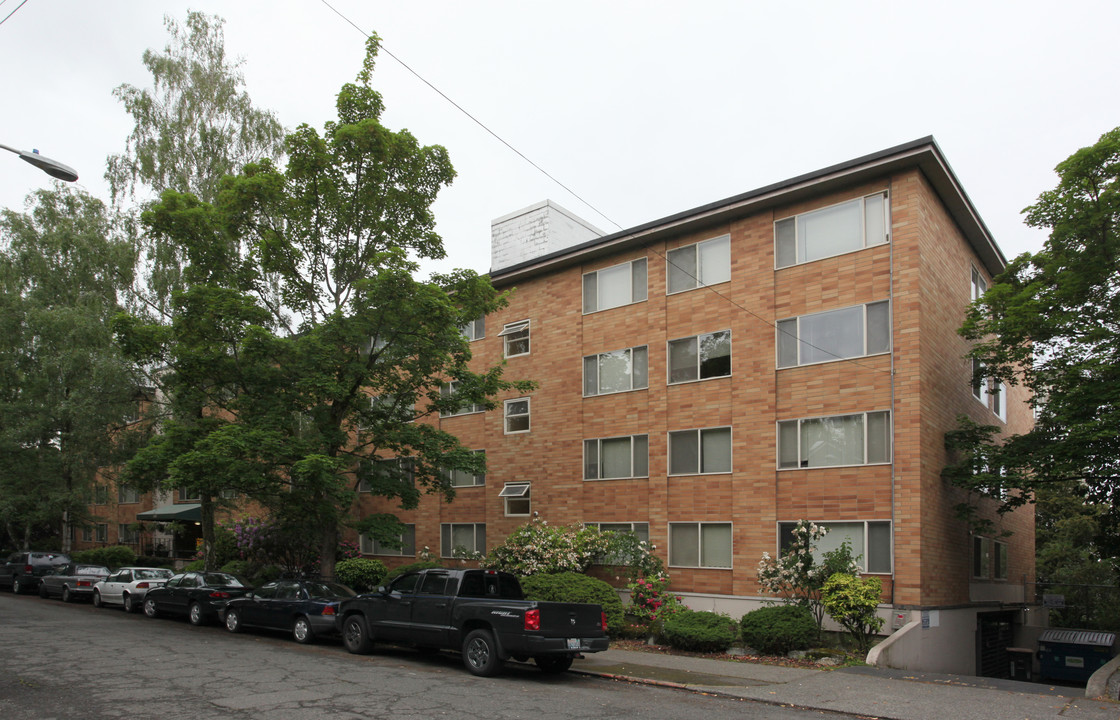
[135,503,202,523]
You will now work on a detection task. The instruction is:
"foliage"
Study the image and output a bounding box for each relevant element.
[626,573,685,624]
[821,573,884,653]
[70,545,137,569]
[740,605,817,656]
[946,126,1120,524]
[519,572,625,635]
[0,186,140,551]
[482,517,611,576]
[382,561,444,584]
[661,610,739,653]
[756,521,859,638]
[598,531,665,581]
[335,558,388,592]
[184,559,205,572]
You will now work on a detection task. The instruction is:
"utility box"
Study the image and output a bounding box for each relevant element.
[1006,647,1034,681]
[1037,629,1116,683]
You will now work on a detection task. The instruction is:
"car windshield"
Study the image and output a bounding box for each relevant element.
[202,573,245,587]
[304,581,355,599]
[76,566,109,575]
[135,569,173,580]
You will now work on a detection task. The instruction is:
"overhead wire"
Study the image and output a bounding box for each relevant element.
[0,0,30,28]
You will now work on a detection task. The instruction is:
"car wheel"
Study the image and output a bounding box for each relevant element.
[39,583,49,599]
[12,577,23,595]
[143,597,159,618]
[92,590,102,608]
[188,602,205,626]
[62,586,72,603]
[462,629,502,677]
[292,615,314,644]
[122,593,134,613]
[225,608,242,633]
[535,654,574,674]
[342,615,374,655]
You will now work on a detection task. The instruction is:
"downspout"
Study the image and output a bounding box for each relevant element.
[888,178,896,607]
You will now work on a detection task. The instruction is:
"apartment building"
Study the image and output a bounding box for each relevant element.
[356,137,1037,675]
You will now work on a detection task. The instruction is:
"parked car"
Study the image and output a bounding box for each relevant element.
[141,572,251,625]
[93,567,175,612]
[0,551,71,594]
[222,579,356,644]
[38,563,111,602]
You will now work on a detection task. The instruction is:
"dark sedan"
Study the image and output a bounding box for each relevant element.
[141,571,251,625]
[38,563,110,602]
[223,579,356,644]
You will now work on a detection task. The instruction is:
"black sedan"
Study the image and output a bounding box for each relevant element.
[223,579,356,644]
[38,563,110,602]
[141,571,251,625]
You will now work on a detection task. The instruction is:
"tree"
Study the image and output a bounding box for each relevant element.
[0,186,139,551]
[944,127,1120,521]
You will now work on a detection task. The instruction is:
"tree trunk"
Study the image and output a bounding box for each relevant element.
[319,524,338,580]
[200,494,216,570]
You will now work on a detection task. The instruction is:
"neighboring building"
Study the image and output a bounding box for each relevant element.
[355,137,1037,675]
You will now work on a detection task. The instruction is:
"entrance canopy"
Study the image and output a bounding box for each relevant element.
[135,503,202,523]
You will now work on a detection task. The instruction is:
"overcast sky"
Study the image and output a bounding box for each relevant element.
[3,1,1119,276]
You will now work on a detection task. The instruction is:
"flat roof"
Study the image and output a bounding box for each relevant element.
[489,137,1004,285]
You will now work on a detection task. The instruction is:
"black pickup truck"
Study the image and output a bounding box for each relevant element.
[336,568,609,676]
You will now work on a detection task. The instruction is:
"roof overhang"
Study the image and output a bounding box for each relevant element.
[135,503,202,523]
[489,136,1005,286]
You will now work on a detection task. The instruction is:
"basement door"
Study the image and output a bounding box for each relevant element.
[976,610,1016,678]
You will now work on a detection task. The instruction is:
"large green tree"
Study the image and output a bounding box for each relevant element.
[0,187,139,551]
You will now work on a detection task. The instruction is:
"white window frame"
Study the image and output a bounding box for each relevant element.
[499,482,531,516]
[503,397,530,434]
[440,523,485,558]
[440,380,485,418]
[461,316,485,341]
[778,411,892,469]
[993,381,1008,422]
[666,234,731,294]
[971,265,988,302]
[775,192,890,269]
[81,527,93,542]
[778,520,893,574]
[583,258,648,314]
[178,488,201,502]
[118,485,140,504]
[584,521,650,544]
[993,540,1009,580]
[668,427,733,476]
[668,522,733,569]
[360,524,416,556]
[777,301,891,368]
[499,319,530,358]
[583,345,648,396]
[667,330,732,384]
[118,524,139,545]
[584,435,649,480]
[95,523,109,543]
[446,449,485,488]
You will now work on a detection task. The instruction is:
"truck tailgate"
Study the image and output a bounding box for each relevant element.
[537,601,604,636]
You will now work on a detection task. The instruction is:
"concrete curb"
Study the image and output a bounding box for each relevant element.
[1085,654,1120,700]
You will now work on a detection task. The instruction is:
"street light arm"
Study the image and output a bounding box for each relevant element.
[0,142,78,182]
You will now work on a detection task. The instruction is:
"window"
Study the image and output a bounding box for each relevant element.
[446,450,485,487]
[360,524,416,556]
[81,527,93,542]
[993,381,1007,422]
[994,540,1009,580]
[586,522,651,564]
[461,316,485,341]
[118,486,140,504]
[584,435,649,480]
[499,482,531,516]
[93,486,109,505]
[667,234,731,294]
[779,520,892,573]
[669,522,732,568]
[775,192,889,268]
[95,524,108,543]
[583,258,647,313]
[972,361,1008,422]
[178,488,201,502]
[972,358,990,404]
[123,400,142,424]
[777,301,890,368]
[440,381,484,418]
[220,488,238,500]
[669,427,732,475]
[499,319,530,358]
[118,524,139,544]
[440,523,485,558]
[359,457,414,493]
[668,330,731,383]
[778,411,891,469]
[504,398,530,434]
[971,265,988,301]
[972,535,991,579]
[584,346,648,396]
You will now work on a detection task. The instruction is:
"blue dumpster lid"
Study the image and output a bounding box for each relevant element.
[1038,629,1115,647]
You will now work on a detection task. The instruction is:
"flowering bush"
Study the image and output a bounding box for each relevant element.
[481,516,612,576]
[337,540,361,561]
[599,533,665,581]
[626,573,684,622]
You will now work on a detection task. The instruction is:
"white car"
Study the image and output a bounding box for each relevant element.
[93,567,175,613]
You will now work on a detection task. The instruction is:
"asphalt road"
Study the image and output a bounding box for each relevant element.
[0,591,852,720]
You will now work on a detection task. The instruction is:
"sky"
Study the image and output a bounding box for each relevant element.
[2,0,1119,277]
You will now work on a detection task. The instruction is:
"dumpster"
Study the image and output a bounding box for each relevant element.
[1037,629,1116,683]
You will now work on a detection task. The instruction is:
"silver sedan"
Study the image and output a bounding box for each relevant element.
[93,567,174,613]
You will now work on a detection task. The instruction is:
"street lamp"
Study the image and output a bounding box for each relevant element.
[0,142,78,182]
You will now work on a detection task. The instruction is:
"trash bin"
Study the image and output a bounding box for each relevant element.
[1037,630,1116,683]
[1006,647,1034,681]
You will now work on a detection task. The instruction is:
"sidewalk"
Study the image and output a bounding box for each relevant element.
[572,648,1120,720]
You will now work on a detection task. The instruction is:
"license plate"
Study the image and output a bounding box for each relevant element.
[566,638,580,650]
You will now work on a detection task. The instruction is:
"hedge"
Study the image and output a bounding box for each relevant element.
[661,610,739,652]
[519,572,623,635]
[740,604,816,655]
[70,546,137,569]
[335,558,388,592]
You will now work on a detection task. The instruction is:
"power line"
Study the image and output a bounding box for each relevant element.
[0,0,30,28]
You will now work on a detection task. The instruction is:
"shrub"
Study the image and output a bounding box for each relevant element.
[821,573,884,653]
[382,561,444,584]
[482,517,611,576]
[520,572,624,635]
[661,610,739,653]
[184,559,206,572]
[71,546,137,569]
[740,605,816,655]
[335,558,388,592]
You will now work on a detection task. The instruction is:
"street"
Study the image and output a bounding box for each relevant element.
[0,592,849,720]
